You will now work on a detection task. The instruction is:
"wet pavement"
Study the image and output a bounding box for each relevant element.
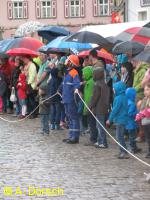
[0,115,150,200]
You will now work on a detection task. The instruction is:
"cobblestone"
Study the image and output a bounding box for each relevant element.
[0,115,150,199]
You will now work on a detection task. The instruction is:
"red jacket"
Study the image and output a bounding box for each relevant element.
[16,73,27,100]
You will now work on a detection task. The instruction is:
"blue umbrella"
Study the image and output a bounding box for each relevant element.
[39,36,92,53]
[38,26,71,42]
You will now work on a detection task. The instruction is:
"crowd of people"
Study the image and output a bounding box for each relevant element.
[0,49,150,160]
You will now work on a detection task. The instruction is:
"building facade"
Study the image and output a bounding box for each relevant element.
[115,0,150,22]
[0,0,115,39]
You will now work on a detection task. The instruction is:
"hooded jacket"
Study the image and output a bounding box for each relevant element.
[89,67,110,115]
[82,66,94,115]
[16,73,27,100]
[133,63,149,100]
[109,81,128,125]
[125,88,138,130]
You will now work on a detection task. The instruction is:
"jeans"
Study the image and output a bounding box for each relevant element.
[116,124,127,153]
[96,114,107,146]
[15,90,21,115]
[87,114,98,143]
[40,114,49,134]
[64,103,80,140]
[50,103,61,125]
[60,103,66,122]
[143,124,150,153]
[27,93,37,117]
[128,129,137,150]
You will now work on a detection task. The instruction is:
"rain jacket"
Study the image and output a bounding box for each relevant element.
[82,66,94,115]
[109,81,128,125]
[16,73,27,100]
[133,63,149,100]
[62,67,80,104]
[89,67,110,115]
[125,88,138,130]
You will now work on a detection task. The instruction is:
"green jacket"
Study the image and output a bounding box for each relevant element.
[82,66,94,115]
[133,63,149,100]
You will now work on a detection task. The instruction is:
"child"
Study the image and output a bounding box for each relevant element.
[106,81,129,159]
[16,72,27,119]
[89,67,110,148]
[39,87,50,135]
[125,87,141,153]
[136,83,150,158]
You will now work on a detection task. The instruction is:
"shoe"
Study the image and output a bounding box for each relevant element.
[66,139,79,144]
[55,124,63,130]
[50,124,55,130]
[118,153,129,159]
[62,138,70,142]
[131,148,142,154]
[145,153,150,159]
[18,115,25,119]
[94,142,99,146]
[135,137,144,143]
[96,144,108,148]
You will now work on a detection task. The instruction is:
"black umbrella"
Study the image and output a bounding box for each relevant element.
[65,31,110,48]
[133,48,150,62]
[112,41,145,55]
[38,26,71,42]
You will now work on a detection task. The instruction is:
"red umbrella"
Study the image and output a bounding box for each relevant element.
[6,48,39,57]
[78,49,114,62]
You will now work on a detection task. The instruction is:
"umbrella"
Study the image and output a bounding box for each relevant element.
[0,37,43,54]
[133,48,150,62]
[132,27,150,45]
[65,31,110,48]
[39,36,92,52]
[144,22,150,28]
[38,26,71,42]
[112,41,145,55]
[112,27,141,43]
[6,48,39,57]
[78,49,114,62]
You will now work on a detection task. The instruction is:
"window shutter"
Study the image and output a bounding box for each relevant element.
[52,0,57,18]
[80,0,85,17]
[64,0,69,18]
[23,1,28,19]
[93,0,98,17]
[7,1,13,19]
[35,0,41,19]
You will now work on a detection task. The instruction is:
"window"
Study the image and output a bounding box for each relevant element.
[41,1,52,18]
[35,0,57,19]
[98,0,109,16]
[13,1,23,19]
[140,0,150,7]
[7,1,28,19]
[70,0,80,17]
[138,11,147,20]
[64,0,85,18]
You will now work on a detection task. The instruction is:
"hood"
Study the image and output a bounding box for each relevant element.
[117,54,128,64]
[19,73,26,81]
[82,66,93,81]
[113,81,126,96]
[125,87,136,101]
[93,67,104,81]
[51,67,58,78]
[136,63,150,73]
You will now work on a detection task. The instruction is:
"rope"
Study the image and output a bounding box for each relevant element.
[0,92,61,123]
[77,91,150,168]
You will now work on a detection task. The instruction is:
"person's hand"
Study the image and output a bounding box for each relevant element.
[74,89,79,94]
[18,83,22,86]
[106,120,110,127]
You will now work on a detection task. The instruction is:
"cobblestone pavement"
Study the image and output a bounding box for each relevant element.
[0,115,150,200]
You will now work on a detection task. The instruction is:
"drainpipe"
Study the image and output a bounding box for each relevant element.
[125,0,129,22]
